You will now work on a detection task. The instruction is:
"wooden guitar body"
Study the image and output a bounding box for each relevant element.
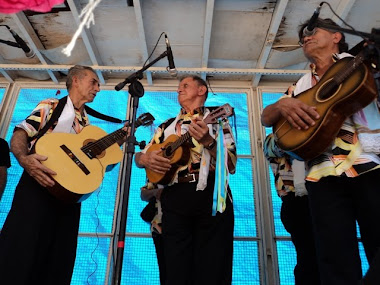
[273,58,377,161]
[34,112,154,203]
[145,134,191,185]
[35,125,123,203]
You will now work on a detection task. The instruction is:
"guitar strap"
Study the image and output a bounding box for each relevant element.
[34,96,68,141]
[84,105,127,124]
[34,95,126,140]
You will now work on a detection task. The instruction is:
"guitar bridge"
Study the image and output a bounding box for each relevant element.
[60,144,90,175]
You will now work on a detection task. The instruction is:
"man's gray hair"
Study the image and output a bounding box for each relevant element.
[179,75,209,100]
[66,65,97,91]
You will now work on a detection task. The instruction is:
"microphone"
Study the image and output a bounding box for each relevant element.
[9,28,35,58]
[164,34,177,77]
[303,3,323,37]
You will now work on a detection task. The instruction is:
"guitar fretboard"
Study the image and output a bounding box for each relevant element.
[80,118,147,158]
[334,53,365,85]
[167,132,192,156]
[81,128,127,157]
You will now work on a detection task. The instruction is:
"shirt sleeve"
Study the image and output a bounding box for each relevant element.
[15,98,59,139]
[263,134,294,196]
[263,133,286,159]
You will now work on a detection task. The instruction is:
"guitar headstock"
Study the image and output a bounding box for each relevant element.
[204,103,234,124]
[136,112,155,128]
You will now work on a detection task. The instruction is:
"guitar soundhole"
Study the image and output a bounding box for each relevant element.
[318,80,339,101]
[164,145,173,158]
[83,140,103,158]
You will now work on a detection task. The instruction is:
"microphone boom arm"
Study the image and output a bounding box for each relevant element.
[115,50,169,91]
[317,23,380,45]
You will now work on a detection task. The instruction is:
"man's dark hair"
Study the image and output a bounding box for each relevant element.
[298,18,349,53]
[66,65,97,91]
[179,75,209,99]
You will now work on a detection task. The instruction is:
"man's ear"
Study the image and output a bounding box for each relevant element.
[198,85,207,96]
[333,32,342,44]
[72,75,80,87]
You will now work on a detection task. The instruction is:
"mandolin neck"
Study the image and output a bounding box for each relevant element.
[334,53,365,85]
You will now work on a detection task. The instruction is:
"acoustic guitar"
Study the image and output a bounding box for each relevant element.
[35,113,154,203]
[145,104,234,185]
[273,52,377,161]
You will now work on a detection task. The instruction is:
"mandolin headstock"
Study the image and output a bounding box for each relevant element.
[204,103,234,124]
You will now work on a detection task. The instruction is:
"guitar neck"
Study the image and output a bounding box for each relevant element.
[334,53,365,85]
[95,118,146,152]
[81,119,146,156]
[95,128,126,152]
[170,132,192,153]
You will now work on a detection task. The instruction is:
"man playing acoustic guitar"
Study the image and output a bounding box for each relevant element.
[0,65,129,284]
[261,18,380,284]
[135,75,237,285]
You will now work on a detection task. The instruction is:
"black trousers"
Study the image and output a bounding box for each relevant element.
[0,171,81,285]
[306,168,380,285]
[161,180,234,285]
[153,231,166,285]
[281,193,320,285]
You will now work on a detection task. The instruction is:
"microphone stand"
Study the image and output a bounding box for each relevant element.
[111,50,169,285]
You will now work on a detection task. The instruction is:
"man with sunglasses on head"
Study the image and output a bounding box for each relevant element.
[261,18,380,285]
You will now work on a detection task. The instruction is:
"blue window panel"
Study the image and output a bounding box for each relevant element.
[0,88,5,108]
[121,237,160,285]
[277,241,297,285]
[230,158,256,237]
[233,241,260,284]
[359,242,369,275]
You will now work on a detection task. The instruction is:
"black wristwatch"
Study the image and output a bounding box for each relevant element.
[205,139,216,150]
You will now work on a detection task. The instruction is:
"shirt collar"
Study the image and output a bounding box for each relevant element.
[180,106,206,116]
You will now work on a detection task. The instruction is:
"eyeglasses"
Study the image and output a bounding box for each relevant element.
[298,28,336,47]
[298,29,318,47]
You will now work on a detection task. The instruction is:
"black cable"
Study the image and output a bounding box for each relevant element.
[86,164,103,284]
[142,32,166,68]
[321,1,368,41]
[206,76,217,96]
